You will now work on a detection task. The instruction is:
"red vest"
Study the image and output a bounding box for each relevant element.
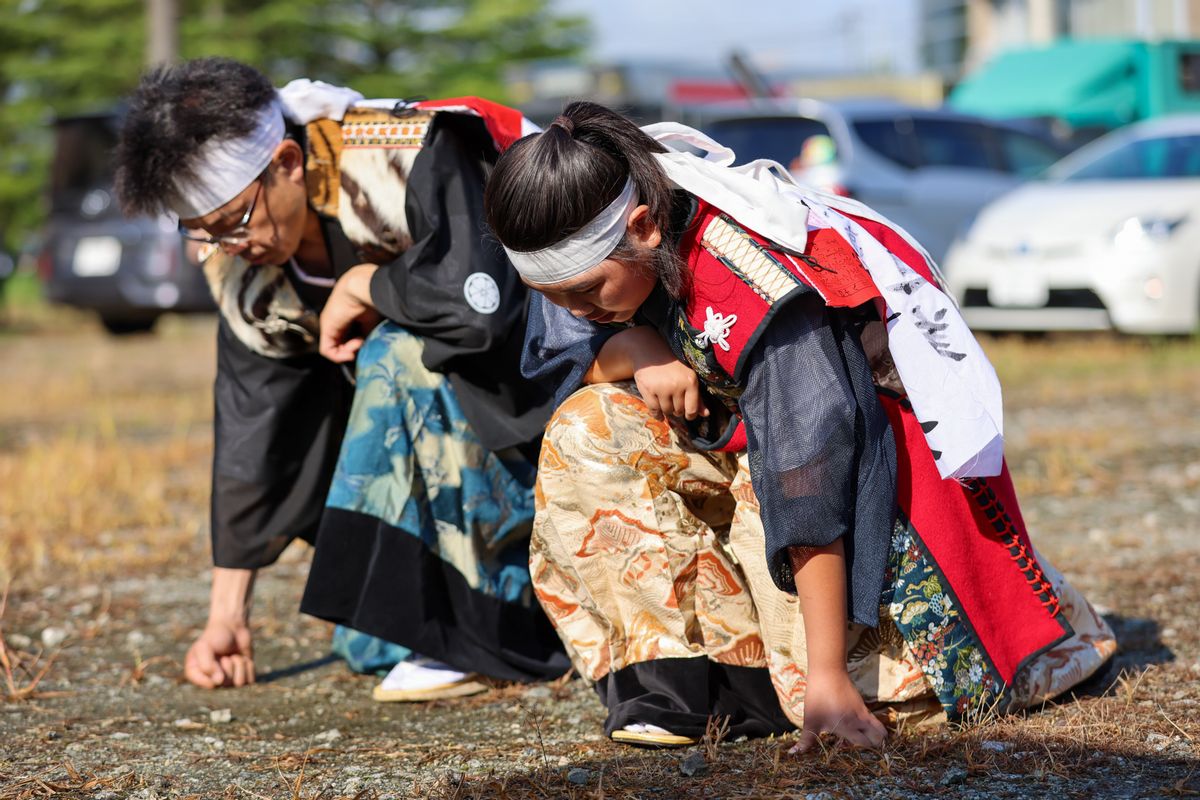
[666,199,916,451]
[668,200,1071,710]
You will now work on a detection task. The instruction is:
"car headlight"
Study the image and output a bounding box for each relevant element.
[1111,215,1187,250]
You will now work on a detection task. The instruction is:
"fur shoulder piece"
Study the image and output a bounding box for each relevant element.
[201,247,320,359]
[304,107,432,261]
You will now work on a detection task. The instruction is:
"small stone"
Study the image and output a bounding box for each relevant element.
[209,708,233,724]
[41,627,69,649]
[45,730,61,741]
[1146,732,1170,751]
[557,756,570,767]
[69,602,93,616]
[110,732,132,740]
[941,766,968,786]
[7,633,32,649]
[679,751,708,777]
[525,686,551,699]
[314,728,342,742]
[92,791,119,800]
[981,740,1008,753]
[567,767,591,785]
[173,718,202,730]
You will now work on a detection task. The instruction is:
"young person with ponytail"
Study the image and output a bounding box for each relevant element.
[484,102,1116,749]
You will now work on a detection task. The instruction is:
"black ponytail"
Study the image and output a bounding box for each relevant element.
[485,101,687,297]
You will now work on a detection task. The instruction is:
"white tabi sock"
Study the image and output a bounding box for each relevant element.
[378,656,470,692]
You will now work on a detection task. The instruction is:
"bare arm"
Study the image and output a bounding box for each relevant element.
[584,326,707,420]
[184,567,257,688]
[319,263,382,363]
[790,541,886,751]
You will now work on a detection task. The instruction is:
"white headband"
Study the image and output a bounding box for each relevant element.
[167,97,286,219]
[503,178,639,285]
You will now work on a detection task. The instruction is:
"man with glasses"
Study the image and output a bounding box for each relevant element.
[179,176,261,248]
[114,58,567,697]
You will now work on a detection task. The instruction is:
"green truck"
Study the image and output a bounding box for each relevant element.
[949,38,1200,143]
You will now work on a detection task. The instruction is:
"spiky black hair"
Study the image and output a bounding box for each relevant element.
[114,57,276,216]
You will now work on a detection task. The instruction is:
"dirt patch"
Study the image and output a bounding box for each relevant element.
[1,316,1198,798]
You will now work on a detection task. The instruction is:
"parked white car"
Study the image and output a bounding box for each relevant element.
[945,116,1200,335]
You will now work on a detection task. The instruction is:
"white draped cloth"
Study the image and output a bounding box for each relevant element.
[644,122,1004,480]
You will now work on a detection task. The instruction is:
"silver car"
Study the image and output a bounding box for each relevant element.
[697,99,1067,264]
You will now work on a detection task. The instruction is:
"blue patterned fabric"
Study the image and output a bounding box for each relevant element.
[331,625,411,676]
[325,321,539,604]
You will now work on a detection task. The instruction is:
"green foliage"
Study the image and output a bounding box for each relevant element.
[0,0,589,252]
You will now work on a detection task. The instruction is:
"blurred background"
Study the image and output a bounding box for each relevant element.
[1,7,1197,792]
[1,0,1198,586]
[3,0,1200,335]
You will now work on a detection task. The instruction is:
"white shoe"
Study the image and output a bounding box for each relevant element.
[372,656,488,702]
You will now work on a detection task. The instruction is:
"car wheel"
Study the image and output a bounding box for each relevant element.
[100,316,158,335]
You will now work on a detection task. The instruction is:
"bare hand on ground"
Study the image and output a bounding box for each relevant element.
[792,668,887,753]
[185,622,256,688]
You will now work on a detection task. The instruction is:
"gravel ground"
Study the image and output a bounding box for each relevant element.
[1,318,1197,798]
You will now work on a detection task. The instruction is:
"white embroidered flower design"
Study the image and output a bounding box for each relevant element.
[694,306,738,352]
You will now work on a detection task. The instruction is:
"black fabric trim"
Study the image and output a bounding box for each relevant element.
[964,480,1076,685]
[595,657,794,740]
[898,510,1072,715]
[300,507,571,683]
[683,410,742,452]
[731,285,811,383]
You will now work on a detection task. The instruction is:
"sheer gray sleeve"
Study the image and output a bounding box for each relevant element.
[739,293,897,626]
[521,292,618,407]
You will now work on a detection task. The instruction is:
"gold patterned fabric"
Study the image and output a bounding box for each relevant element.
[532,382,1116,730]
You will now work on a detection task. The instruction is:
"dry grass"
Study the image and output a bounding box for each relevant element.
[1,304,1197,798]
[0,307,214,586]
[981,332,1200,405]
[404,666,1200,799]
[0,761,149,800]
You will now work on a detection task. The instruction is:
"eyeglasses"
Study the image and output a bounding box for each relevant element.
[179,178,263,246]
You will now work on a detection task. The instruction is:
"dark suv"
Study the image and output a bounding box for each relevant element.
[40,112,213,334]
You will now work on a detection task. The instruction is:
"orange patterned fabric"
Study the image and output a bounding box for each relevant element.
[531,383,1116,728]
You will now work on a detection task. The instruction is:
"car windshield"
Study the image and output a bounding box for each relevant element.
[1048,132,1200,180]
[704,117,833,167]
